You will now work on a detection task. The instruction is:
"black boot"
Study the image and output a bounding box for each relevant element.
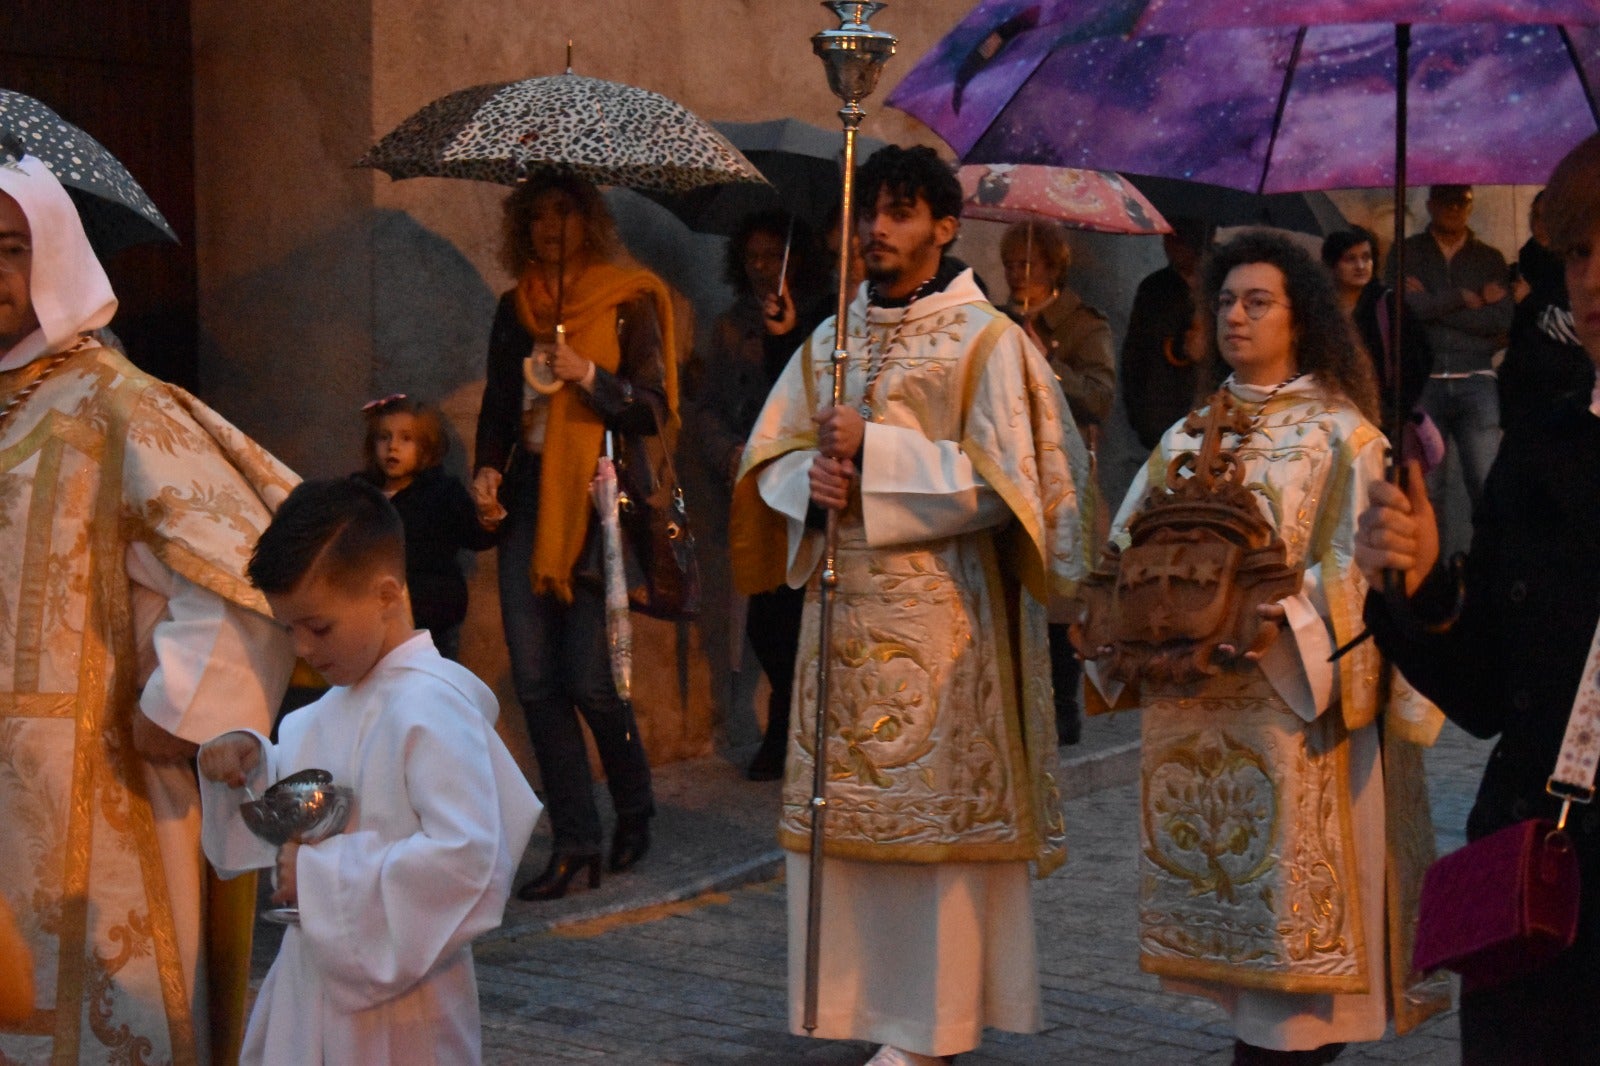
[609,814,651,872]
[1048,623,1083,746]
[745,725,787,781]
[516,852,601,901]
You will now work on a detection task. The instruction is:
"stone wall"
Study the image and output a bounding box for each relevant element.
[190,0,985,771]
[189,1,1541,771]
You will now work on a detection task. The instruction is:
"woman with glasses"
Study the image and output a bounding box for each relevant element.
[1084,231,1446,1064]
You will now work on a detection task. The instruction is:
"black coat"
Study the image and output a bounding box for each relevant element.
[1120,265,1205,451]
[1499,238,1592,432]
[355,466,497,634]
[1351,282,1432,438]
[1367,394,1600,957]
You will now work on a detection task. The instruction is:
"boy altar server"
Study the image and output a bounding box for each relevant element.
[199,478,540,1065]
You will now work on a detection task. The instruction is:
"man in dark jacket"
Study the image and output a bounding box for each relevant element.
[1120,217,1209,452]
[1387,185,1513,518]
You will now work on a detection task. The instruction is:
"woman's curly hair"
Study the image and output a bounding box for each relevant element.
[1201,229,1379,422]
[500,171,621,276]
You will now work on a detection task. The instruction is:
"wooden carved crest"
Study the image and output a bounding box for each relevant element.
[1077,389,1301,685]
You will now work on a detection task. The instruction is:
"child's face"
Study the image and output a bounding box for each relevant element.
[374,413,422,486]
[266,570,404,688]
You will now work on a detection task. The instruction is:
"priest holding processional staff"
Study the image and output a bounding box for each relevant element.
[729,5,1092,1063]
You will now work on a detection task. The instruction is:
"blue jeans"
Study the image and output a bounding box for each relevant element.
[1420,375,1501,515]
[498,458,654,854]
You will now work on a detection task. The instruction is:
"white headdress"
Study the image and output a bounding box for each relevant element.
[0,154,116,370]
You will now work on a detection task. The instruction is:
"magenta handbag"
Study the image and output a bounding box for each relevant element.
[1412,818,1580,992]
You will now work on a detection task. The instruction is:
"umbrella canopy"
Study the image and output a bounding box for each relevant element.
[1125,175,1347,236]
[645,118,889,235]
[887,1,1600,192]
[0,89,177,256]
[958,163,1172,234]
[357,74,767,194]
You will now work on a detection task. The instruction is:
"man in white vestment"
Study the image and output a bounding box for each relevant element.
[730,145,1089,1065]
[0,155,296,1064]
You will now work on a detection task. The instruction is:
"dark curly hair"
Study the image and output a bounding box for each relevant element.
[854,145,962,245]
[723,209,825,298]
[1201,230,1379,422]
[500,171,621,276]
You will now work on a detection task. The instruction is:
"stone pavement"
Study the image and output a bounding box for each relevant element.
[251,709,1488,1064]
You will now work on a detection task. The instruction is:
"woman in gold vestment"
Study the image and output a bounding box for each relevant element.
[1087,231,1445,1065]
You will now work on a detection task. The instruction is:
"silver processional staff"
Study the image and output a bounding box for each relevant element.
[804,0,896,1035]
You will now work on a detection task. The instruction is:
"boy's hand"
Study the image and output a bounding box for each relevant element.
[271,842,299,907]
[198,732,261,788]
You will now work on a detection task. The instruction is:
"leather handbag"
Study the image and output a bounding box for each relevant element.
[1412,612,1600,992]
[1412,817,1580,992]
[613,410,701,621]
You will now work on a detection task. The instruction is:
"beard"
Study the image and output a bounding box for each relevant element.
[863,238,942,291]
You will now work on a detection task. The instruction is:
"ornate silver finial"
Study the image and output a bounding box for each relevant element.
[811,2,897,113]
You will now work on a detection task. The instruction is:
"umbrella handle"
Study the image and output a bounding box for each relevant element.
[523,326,566,396]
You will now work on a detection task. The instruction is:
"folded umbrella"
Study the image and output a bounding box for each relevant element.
[591,450,632,702]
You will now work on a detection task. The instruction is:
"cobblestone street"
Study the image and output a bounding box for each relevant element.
[455,721,1486,1064]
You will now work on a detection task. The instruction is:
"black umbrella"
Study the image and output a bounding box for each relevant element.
[646,118,889,235]
[0,89,178,257]
[1125,175,1347,237]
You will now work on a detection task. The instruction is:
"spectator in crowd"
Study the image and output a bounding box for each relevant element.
[1000,219,1113,745]
[685,209,829,780]
[1121,217,1211,452]
[1498,188,1592,431]
[1386,185,1513,521]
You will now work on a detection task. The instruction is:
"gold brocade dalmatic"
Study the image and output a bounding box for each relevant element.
[730,277,1090,875]
[0,345,296,1064]
[1103,385,1448,1033]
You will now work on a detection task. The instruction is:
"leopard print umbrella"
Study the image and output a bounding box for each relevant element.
[357,74,767,194]
[0,90,177,256]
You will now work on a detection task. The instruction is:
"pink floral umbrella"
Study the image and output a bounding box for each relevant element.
[958,162,1172,234]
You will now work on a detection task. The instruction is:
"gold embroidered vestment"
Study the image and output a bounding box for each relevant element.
[0,345,295,1065]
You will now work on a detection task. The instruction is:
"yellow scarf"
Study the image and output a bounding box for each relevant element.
[514,261,679,601]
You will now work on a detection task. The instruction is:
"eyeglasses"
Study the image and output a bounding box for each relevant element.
[1214,290,1291,320]
[0,239,31,276]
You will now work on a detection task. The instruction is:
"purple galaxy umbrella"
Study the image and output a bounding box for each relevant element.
[889,0,1600,603]
[889,2,1600,193]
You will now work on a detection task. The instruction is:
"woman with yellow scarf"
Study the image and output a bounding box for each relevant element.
[471,173,678,901]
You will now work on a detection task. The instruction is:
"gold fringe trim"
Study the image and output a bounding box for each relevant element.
[1140,953,1372,995]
